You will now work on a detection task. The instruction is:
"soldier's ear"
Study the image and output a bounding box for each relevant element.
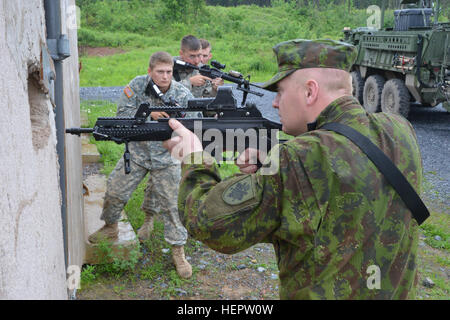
[304,79,319,105]
[147,67,152,75]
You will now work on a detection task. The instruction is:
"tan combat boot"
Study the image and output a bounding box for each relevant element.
[137,214,154,241]
[88,223,118,244]
[172,245,192,279]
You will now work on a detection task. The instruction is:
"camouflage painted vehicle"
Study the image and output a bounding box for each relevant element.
[342,0,449,118]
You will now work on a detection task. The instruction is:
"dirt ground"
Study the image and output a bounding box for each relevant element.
[76,167,448,301]
[78,46,126,57]
[76,211,448,301]
[76,238,280,300]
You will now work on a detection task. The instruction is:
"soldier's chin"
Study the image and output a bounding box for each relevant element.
[160,82,170,90]
[281,124,297,136]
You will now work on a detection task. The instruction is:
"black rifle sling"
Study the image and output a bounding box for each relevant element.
[321,122,429,226]
[172,68,182,82]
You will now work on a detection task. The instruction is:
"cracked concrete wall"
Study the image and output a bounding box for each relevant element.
[0,0,70,299]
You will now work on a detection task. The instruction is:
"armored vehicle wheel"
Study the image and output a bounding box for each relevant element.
[363,75,385,113]
[351,71,364,104]
[381,79,411,118]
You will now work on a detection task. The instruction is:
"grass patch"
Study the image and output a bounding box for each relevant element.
[420,209,450,250]
[418,271,450,300]
[139,227,200,298]
[435,255,450,267]
[81,100,124,175]
[416,206,450,300]
[77,4,380,88]
[93,239,142,276]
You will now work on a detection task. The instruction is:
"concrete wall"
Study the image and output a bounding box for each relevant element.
[62,0,85,282]
[0,0,83,299]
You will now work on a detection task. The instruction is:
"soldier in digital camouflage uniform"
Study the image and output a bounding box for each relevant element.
[173,35,222,99]
[163,39,424,298]
[88,51,201,279]
[199,38,213,65]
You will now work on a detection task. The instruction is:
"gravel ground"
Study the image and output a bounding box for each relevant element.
[80,85,449,207]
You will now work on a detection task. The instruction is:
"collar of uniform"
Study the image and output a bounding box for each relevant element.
[306,121,317,131]
[314,95,361,130]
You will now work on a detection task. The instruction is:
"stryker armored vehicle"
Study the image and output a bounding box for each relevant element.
[342,0,449,118]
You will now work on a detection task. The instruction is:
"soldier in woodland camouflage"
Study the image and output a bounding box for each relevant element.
[163,39,424,299]
[88,51,199,279]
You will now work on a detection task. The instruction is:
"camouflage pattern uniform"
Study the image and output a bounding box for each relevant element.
[173,56,216,98]
[176,39,423,299]
[102,75,200,246]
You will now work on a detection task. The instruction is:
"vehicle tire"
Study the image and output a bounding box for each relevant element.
[363,75,385,113]
[381,79,411,118]
[351,70,364,104]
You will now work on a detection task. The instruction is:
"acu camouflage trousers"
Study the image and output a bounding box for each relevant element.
[101,158,188,246]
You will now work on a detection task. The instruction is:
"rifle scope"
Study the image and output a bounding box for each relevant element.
[211,60,226,70]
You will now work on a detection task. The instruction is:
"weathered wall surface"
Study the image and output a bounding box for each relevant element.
[62,0,85,281]
[0,0,83,299]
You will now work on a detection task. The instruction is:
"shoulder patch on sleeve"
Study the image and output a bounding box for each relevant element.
[222,175,255,205]
[124,85,134,98]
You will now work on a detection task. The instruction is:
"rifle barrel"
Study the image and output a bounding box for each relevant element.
[66,128,94,135]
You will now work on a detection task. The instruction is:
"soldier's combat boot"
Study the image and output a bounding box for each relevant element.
[88,223,118,244]
[137,214,154,241]
[172,245,192,279]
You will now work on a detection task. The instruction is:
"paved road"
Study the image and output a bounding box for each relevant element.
[80,85,449,206]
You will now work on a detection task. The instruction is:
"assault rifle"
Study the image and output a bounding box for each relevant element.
[173,59,263,106]
[66,87,282,174]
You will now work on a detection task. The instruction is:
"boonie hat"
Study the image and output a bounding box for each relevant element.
[262,39,357,92]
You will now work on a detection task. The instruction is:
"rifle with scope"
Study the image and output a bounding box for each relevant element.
[66,87,283,174]
[173,59,264,106]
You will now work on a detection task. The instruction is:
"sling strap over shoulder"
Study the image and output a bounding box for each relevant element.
[321,122,429,225]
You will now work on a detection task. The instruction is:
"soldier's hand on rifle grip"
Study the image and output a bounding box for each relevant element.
[190,74,213,87]
[151,111,170,120]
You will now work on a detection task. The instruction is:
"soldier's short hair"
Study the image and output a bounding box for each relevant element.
[295,68,353,95]
[149,51,173,69]
[181,35,201,52]
[199,39,210,50]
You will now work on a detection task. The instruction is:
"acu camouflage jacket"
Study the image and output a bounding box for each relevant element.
[117,75,199,170]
